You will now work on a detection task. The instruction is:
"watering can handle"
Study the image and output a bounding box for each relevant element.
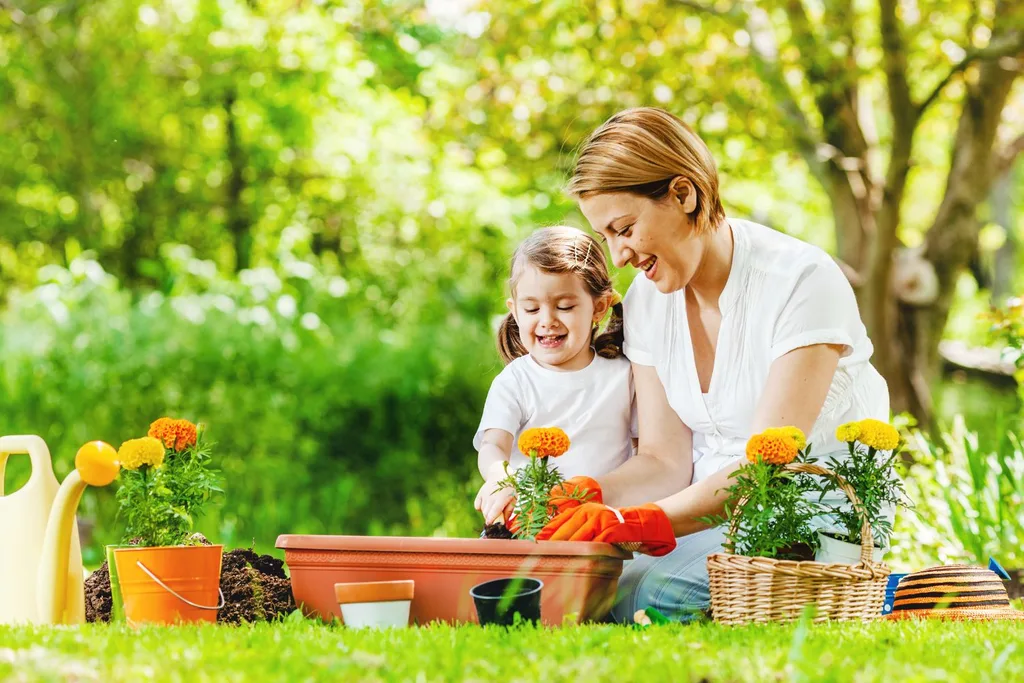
[136,561,226,610]
[0,435,54,494]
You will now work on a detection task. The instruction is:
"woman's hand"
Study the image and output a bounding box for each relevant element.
[537,502,677,556]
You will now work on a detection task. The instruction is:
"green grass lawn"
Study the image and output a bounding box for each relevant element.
[1,620,1021,682]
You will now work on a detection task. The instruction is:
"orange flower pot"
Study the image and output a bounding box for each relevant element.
[113,545,224,627]
[276,535,629,626]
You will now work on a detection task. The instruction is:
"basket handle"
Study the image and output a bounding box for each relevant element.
[725,462,875,564]
[137,560,225,610]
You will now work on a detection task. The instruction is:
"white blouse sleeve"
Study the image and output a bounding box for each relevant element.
[622,280,655,367]
[771,257,859,362]
[472,368,525,450]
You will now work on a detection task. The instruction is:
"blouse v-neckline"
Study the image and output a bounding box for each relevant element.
[679,223,746,421]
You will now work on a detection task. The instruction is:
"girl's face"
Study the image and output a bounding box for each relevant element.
[507,265,608,371]
[578,180,705,294]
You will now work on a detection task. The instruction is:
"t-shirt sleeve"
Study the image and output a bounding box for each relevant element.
[472,368,525,450]
[622,279,655,366]
[771,257,859,362]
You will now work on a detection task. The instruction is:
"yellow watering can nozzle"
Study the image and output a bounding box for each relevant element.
[75,441,120,487]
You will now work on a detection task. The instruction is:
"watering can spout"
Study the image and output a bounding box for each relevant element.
[36,441,120,624]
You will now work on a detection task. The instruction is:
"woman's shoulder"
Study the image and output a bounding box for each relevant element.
[734,218,833,275]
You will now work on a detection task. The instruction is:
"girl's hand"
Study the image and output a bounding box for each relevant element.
[475,479,516,525]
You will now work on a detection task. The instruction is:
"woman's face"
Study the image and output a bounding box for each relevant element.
[579,181,704,294]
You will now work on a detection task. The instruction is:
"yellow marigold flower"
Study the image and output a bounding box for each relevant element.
[836,422,861,443]
[518,427,571,458]
[148,417,198,452]
[745,431,799,465]
[765,426,806,451]
[117,437,165,470]
[855,418,900,451]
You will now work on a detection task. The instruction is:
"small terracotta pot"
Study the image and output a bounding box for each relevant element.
[277,534,628,625]
[335,580,414,629]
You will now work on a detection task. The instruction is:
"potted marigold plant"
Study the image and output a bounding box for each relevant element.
[110,417,224,626]
[703,427,822,560]
[493,427,591,541]
[814,419,909,565]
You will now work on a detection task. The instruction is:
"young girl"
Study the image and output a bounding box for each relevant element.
[473,226,638,525]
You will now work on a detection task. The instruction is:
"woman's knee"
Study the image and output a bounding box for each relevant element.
[610,527,725,623]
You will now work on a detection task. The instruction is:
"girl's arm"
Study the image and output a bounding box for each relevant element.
[596,363,694,507]
[477,429,513,481]
[655,343,844,536]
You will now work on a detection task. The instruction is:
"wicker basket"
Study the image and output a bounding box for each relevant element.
[706,463,890,625]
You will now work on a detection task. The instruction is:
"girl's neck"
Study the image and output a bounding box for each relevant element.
[685,218,733,310]
[532,345,595,373]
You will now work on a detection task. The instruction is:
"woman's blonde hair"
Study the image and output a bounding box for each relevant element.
[498,226,623,364]
[568,107,726,235]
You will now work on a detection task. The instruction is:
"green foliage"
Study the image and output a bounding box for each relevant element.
[4,621,1024,682]
[894,417,1024,568]
[116,428,222,547]
[0,253,493,558]
[818,444,910,549]
[703,452,822,560]
[494,451,588,541]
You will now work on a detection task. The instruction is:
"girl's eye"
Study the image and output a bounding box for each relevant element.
[524,308,539,314]
[557,306,575,311]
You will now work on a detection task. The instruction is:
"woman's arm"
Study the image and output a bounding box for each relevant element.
[598,363,693,507]
[655,343,844,536]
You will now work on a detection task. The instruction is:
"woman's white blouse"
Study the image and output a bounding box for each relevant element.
[622,218,890,484]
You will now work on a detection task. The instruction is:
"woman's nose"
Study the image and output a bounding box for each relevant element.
[610,238,633,269]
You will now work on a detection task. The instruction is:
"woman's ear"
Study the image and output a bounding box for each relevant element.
[669,176,697,214]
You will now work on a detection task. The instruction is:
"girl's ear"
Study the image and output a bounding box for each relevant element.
[592,293,612,323]
[506,297,516,322]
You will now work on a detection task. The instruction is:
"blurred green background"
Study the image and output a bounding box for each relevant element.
[1,0,1022,569]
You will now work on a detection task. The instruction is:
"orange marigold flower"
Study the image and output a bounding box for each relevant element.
[745,431,799,465]
[148,417,198,452]
[764,426,807,451]
[518,427,571,458]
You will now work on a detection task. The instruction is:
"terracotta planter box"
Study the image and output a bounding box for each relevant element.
[276,535,630,625]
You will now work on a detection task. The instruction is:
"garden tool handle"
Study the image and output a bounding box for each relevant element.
[0,435,54,495]
[137,561,226,610]
[725,463,875,564]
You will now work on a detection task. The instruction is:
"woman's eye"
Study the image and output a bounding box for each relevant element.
[618,224,634,237]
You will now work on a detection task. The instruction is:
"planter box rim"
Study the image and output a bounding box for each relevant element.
[276,534,630,559]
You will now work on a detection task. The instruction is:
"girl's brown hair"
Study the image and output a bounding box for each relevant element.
[568,107,726,235]
[498,226,623,365]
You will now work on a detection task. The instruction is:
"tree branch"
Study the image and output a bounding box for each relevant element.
[879,0,915,133]
[916,30,1024,115]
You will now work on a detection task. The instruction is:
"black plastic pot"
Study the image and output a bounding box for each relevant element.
[469,577,543,626]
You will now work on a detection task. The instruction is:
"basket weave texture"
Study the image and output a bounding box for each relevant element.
[706,463,890,625]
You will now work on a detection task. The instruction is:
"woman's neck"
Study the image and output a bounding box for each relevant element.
[686,218,733,309]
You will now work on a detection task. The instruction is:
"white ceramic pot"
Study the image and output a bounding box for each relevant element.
[334,580,414,629]
[815,531,885,565]
[339,599,411,629]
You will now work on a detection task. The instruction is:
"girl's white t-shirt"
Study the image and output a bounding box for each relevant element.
[622,218,890,484]
[473,354,637,478]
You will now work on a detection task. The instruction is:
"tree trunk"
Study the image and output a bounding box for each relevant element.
[888,53,1019,421]
[225,88,251,272]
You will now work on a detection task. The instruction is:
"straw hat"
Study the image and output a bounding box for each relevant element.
[886,564,1024,621]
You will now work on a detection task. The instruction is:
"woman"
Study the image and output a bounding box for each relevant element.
[536,107,890,622]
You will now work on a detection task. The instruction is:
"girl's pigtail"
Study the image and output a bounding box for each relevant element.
[594,301,624,359]
[497,312,528,364]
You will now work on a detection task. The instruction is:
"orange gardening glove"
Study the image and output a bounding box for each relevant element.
[549,476,603,515]
[536,502,677,557]
[502,476,604,533]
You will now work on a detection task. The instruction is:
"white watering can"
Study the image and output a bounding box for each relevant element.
[0,435,119,625]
